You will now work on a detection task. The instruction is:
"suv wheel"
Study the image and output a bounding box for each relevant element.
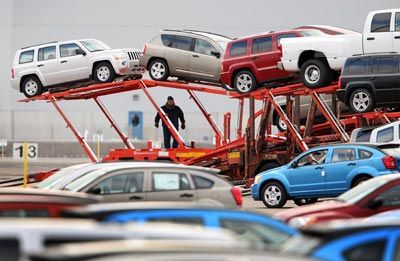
[149,59,170,81]
[22,76,43,98]
[273,107,287,132]
[300,59,333,88]
[234,70,257,94]
[261,182,287,208]
[94,62,116,83]
[349,88,374,113]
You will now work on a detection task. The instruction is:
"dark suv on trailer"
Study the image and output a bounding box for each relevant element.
[337,54,400,113]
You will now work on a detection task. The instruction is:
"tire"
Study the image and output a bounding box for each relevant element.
[257,162,280,174]
[233,70,258,94]
[261,181,287,208]
[293,198,318,206]
[352,176,371,188]
[148,59,170,81]
[21,76,43,98]
[273,107,287,132]
[300,59,333,88]
[349,88,374,113]
[93,62,116,83]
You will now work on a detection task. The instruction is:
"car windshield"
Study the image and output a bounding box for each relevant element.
[279,235,321,255]
[64,169,105,192]
[337,178,389,204]
[299,29,327,37]
[80,40,111,52]
[35,165,85,189]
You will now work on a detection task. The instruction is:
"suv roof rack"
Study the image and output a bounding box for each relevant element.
[162,29,232,40]
[21,41,58,50]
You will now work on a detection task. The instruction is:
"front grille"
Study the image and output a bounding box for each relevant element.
[125,51,141,60]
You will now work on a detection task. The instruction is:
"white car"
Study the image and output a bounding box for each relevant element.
[279,9,400,88]
[11,39,144,97]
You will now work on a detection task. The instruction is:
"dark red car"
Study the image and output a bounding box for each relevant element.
[220,29,324,94]
[274,174,400,228]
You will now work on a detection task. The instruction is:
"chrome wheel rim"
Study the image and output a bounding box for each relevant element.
[304,65,320,84]
[151,62,166,79]
[236,74,253,93]
[25,80,38,96]
[264,185,282,206]
[96,66,111,81]
[278,117,287,131]
[352,91,370,112]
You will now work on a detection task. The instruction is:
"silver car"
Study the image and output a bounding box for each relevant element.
[140,30,231,83]
[58,162,241,207]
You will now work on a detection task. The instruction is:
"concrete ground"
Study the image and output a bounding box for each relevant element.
[0,157,295,216]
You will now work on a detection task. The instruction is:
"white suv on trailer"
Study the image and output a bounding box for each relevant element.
[11,39,144,97]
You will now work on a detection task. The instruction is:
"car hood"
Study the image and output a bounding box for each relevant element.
[274,200,352,222]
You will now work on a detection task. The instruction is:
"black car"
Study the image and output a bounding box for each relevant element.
[337,54,400,113]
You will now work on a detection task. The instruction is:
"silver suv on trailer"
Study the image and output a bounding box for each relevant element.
[11,39,143,97]
[140,30,231,83]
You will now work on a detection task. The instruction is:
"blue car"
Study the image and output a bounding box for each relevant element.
[251,144,399,208]
[280,220,400,261]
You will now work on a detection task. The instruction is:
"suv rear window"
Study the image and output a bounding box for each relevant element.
[377,57,395,74]
[371,12,391,32]
[230,41,247,57]
[345,58,369,75]
[252,36,272,54]
[19,50,34,64]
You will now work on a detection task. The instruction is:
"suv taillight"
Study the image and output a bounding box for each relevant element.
[231,187,242,206]
[142,44,147,55]
[382,155,396,170]
[11,68,14,79]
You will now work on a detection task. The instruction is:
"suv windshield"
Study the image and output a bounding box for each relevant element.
[337,177,389,203]
[80,40,111,52]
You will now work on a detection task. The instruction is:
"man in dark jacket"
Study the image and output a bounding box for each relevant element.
[155,96,185,149]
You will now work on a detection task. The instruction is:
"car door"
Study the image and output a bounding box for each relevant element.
[251,35,277,82]
[147,170,196,202]
[364,12,394,53]
[164,35,193,77]
[286,149,328,196]
[58,43,90,83]
[189,38,221,82]
[325,147,358,194]
[36,45,60,86]
[85,169,147,202]
[370,56,400,105]
[394,12,400,53]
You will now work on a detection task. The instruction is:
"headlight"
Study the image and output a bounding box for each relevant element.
[254,175,262,184]
[114,53,128,61]
[288,216,316,228]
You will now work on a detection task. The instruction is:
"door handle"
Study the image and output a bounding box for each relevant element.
[347,162,357,166]
[192,54,199,58]
[366,37,375,41]
[315,166,324,170]
[251,56,259,60]
[180,193,194,198]
[37,64,44,67]
[370,76,377,80]
[395,36,400,39]
[60,60,68,63]
[129,195,143,200]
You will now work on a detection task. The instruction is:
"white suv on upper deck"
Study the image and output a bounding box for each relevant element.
[11,39,144,97]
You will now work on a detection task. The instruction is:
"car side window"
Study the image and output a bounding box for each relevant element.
[297,149,328,167]
[60,43,84,58]
[146,217,204,226]
[174,36,192,51]
[219,218,291,245]
[161,34,174,47]
[192,175,214,189]
[343,239,386,261]
[396,12,400,32]
[346,58,369,75]
[359,149,373,159]
[276,33,298,45]
[230,41,247,57]
[332,148,356,162]
[38,46,56,61]
[252,36,272,54]
[95,172,144,194]
[19,50,34,64]
[152,172,191,191]
[194,39,218,56]
[0,239,20,261]
[377,57,395,74]
[377,127,394,143]
[371,12,391,32]
[376,184,400,206]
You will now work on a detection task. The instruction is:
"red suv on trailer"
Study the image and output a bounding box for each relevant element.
[220,29,324,94]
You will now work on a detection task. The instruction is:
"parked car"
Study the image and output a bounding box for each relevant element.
[62,202,297,247]
[0,188,100,217]
[251,143,399,208]
[279,9,400,88]
[280,219,400,261]
[58,162,242,206]
[337,54,400,113]
[274,173,400,228]
[139,30,231,83]
[220,29,327,94]
[11,39,143,97]
[365,209,400,222]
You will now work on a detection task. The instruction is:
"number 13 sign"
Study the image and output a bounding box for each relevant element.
[13,143,38,160]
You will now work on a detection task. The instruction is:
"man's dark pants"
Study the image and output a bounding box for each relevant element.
[163,127,178,149]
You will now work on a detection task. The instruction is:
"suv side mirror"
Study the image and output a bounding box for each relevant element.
[90,187,102,195]
[366,198,384,209]
[76,49,86,56]
[210,51,220,58]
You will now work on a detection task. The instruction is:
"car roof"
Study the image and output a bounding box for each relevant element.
[160,29,232,41]
[310,142,380,150]
[19,39,102,50]
[230,29,301,42]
